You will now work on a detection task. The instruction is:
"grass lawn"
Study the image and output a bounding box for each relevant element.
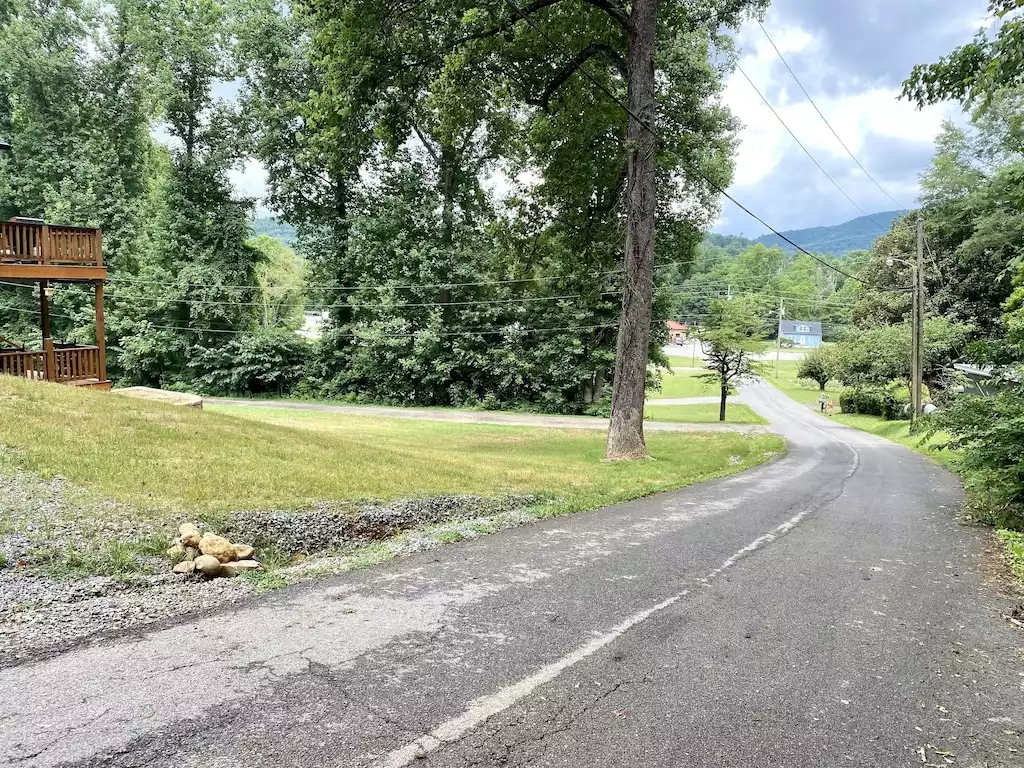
[0,377,784,524]
[650,367,717,399]
[644,403,766,425]
[761,357,840,406]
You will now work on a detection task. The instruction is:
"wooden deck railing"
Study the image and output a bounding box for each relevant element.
[0,346,101,382]
[0,220,102,267]
[0,350,45,379]
[53,346,101,382]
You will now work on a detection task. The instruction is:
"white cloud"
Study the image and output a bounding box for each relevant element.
[715,9,965,235]
[228,160,270,215]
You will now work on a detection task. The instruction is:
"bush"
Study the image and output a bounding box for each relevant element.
[839,385,910,420]
[190,328,309,396]
[880,387,911,421]
[926,387,1024,531]
[839,388,884,416]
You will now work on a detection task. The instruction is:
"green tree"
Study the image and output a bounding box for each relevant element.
[117,0,263,388]
[699,297,766,422]
[903,1,1024,109]
[250,235,306,330]
[797,346,838,391]
[297,0,767,460]
[833,319,970,398]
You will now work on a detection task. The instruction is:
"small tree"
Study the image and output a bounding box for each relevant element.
[699,299,766,421]
[797,346,838,391]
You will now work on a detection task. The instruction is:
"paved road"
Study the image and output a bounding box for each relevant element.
[207,397,760,432]
[3,383,1023,767]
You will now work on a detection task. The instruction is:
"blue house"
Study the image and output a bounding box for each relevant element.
[780,320,822,348]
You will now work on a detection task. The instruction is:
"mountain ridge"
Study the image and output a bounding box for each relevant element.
[750,210,909,255]
[250,209,911,256]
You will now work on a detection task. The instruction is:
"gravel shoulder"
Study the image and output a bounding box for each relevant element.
[0,471,542,666]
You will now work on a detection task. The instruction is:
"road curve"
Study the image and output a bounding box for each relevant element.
[2,382,1022,767]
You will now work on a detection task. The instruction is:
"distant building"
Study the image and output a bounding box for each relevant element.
[298,310,328,339]
[666,320,689,344]
[779,320,822,348]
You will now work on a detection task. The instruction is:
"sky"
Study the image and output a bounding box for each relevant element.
[715,0,990,238]
[226,0,991,237]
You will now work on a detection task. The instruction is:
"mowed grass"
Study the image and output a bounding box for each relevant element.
[650,367,716,399]
[644,403,766,425]
[761,357,840,406]
[0,378,784,520]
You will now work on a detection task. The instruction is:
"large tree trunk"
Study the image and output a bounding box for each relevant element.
[720,382,728,422]
[605,0,659,461]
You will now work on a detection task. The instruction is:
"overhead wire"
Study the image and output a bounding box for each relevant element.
[755,20,908,213]
[498,0,869,286]
[734,64,892,235]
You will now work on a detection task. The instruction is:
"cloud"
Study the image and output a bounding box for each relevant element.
[713,0,984,237]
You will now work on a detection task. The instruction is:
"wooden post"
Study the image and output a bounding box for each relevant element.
[40,223,50,264]
[95,280,106,382]
[39,280,54,381]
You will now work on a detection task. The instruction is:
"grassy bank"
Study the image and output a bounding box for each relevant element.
[762,358,840,406]
[0,378,784,576]
[651,367,715,399]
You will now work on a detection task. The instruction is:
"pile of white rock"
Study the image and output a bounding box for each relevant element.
[166,523,262,578]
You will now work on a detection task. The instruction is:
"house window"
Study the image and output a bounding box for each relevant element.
[796,324,811,333]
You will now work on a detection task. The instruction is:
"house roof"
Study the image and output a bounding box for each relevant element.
[780,320,822,335]
[666,320,688,331]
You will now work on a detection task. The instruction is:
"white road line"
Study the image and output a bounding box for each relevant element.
[373,507,813,768]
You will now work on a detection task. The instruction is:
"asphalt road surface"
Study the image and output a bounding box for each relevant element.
[3,382,1022,767]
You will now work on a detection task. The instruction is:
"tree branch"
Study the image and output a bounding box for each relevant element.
[451,0,630,47]
[410,122,441,165]
[528,42,627,111]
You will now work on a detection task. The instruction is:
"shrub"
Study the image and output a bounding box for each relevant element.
[925,387,1024,531]
[839,388,884,415]
[190,328,309,396]
[880,386,911,421]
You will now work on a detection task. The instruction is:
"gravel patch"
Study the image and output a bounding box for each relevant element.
[226,494,539,554]
[1,464,540,666]
[0,571,252,666]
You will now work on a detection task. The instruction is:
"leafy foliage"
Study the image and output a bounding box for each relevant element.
[903,1,1024,109]
[699,298,766,421]
[832,319,970,398]
[797,346,838,390]
[927,387,1024,531]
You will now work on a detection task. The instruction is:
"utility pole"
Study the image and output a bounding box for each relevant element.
[912,215,925,423]
[775,298,784,380]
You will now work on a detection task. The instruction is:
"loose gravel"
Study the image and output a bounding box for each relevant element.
[226,494,539,553]
[1,466,539,666]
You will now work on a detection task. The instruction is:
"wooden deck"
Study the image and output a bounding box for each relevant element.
[1,218,109,387]
[0,346,109,388]
[0,219,106,281]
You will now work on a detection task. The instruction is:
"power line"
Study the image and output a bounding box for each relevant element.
[498,0,869,286]
[756,20,908,212]
[734,64,892,235]
[107,270,627,293]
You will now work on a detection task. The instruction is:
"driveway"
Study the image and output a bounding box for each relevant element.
[2,382,1021,767]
